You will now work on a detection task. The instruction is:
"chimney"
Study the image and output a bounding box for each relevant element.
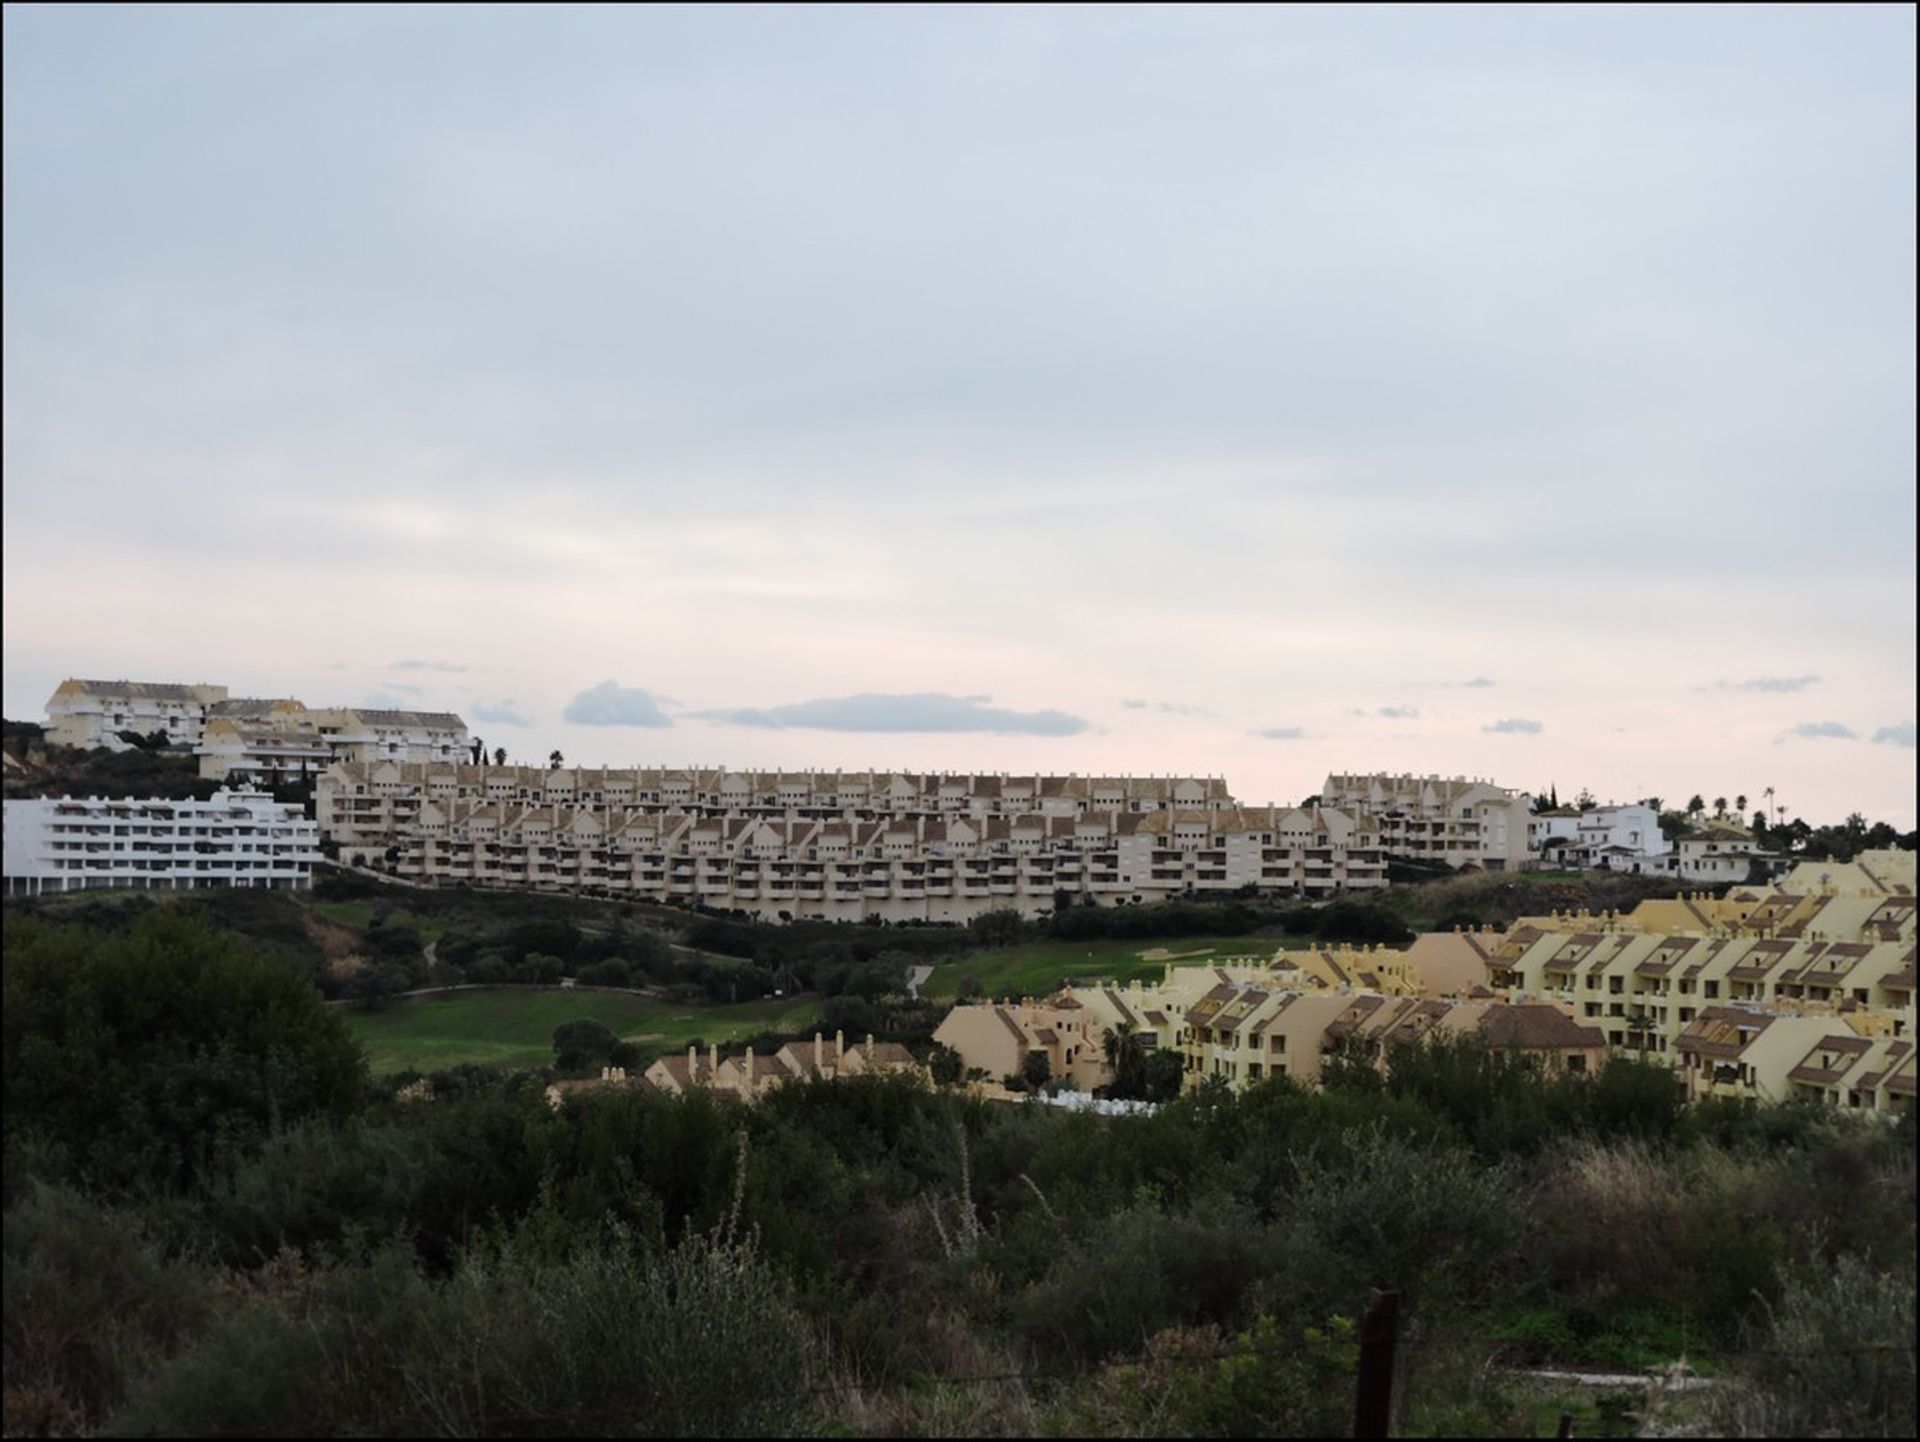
[746,1047,755,1089]
[687,1045,696,1076]
[835,1029,845,1062]
[814,1031,823,1069]
[709,1042,718,1077]
[866,1032,875,1057]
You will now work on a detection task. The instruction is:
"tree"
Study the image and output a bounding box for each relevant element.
[493,746,507,767]
[967,908,1024,949]
[470,737,484,765]
[1020,1049,1053,1091]
[1686,795,1706,820]
[1735,793,1748,816]
[928,1044,963,1086]
[552,1018,622,1073]
[548,749,564,770]
[3,911,364,1192]
[1713,796,1728,818]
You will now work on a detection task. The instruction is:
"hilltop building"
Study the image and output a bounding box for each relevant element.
[44,679,229,750]
[39,678,470,774]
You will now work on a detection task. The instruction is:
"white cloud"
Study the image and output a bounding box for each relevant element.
[563,681,675,727]
[1483,718,1544,735]
[1872,721,1916,748]
[1782,721,1857,741]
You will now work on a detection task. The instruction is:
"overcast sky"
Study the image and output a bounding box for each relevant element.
[5,5,1915,824]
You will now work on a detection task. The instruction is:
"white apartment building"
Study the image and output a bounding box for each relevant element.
[314,762,1384,920]
[3,791,324,895]
[44,679,229,750]
[1531,803,1671,872]
[44,681,470,771]
[1320,772,1538,871]
[194,702,471,778]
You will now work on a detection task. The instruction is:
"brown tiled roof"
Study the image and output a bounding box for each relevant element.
[1476,1005,1606,1050]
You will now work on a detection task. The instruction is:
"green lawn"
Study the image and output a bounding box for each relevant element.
[341,988,825,1076]
[920,933,1306,1001]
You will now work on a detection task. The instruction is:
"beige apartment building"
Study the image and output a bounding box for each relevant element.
[932,968,1604,1095]
[1320,772,1538,872]
[314,762,1387,920]
[1675,1008,1914,1115]
[44,679,229,750]
[197,702,470,777]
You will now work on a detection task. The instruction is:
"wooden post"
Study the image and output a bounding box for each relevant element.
[1555,1411,1575,1438]
[1353,1288,1400,1438]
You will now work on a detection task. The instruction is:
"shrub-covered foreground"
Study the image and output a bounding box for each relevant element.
[4,912,1915,1436]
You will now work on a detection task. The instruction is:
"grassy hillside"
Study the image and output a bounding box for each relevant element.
[341,988,826,1076]
[919,932,1307,1001]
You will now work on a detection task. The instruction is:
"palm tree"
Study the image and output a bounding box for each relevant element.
[1713,796,1728,818]
[1735,794,1748,816]
[1686,795,1706,819]
[493,746,507,767]
[549,749,564,770]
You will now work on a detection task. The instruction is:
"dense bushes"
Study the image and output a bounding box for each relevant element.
[3,902,1914,1437]
[3,911,365,1193]
[108,1227,815,1438]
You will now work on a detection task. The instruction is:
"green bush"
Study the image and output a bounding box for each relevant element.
[111,1226,816,1438]
[3,1183,210,1435]
[3,911,365,1192]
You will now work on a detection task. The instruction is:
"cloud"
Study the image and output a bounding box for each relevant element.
[689,692,1086,735]
[1782,721,1857,741]
[471,699,533,727]
[394,659,468,673]
[1120,698,1215,717]
[1711,675,1821,693]
[1873,721,1916,748]
[1460,678,1496,688]
[563,681,675,727]
[362,693,409,710]
[1251,727,1307,740]
[1377,706,1420,719]
[1483,717,1544,734]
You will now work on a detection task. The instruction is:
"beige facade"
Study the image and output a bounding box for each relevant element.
[45,679,228,750]
[1675,1008,1915,1115]
[198,701,469,776]
[639,1031,925,1103]
[314,762,1388,920]
[932,966,1604,1096]
[1320,772,1537,871]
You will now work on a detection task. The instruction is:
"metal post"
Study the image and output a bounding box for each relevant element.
[1353,1288,1400,1438]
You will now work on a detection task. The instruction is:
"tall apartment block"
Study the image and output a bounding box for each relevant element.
[1320,772,1538,871]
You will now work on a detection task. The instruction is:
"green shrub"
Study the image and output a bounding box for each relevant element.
[3,1183,209,1435]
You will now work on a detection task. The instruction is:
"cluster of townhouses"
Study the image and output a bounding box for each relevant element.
[2,790,324,895]
[932,850,1915,1116]
[545,1031,924,1109]
[314,761,1388,920]
[42,678,471,778]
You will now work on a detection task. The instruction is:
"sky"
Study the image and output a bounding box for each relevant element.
[4,5,1915,825]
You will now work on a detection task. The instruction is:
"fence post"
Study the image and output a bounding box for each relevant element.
[1353,1287,1400,1438]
